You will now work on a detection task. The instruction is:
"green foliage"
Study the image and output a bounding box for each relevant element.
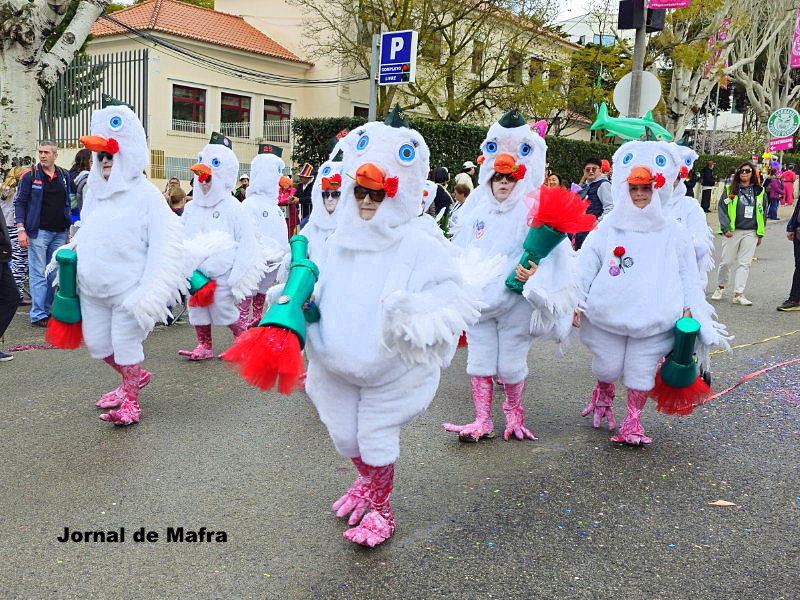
[696,153,744,179]
[294,117,619,185]
[568,43,631,121]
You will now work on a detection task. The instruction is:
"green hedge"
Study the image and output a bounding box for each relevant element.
[292,117,755,186]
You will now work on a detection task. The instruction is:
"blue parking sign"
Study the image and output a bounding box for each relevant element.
[379,30,418,85]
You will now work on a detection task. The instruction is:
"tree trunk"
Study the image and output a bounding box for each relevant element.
[0,0,109,167]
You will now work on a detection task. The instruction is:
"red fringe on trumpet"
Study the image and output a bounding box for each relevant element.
[45,318,83,349]
[529,185,597,233]
[650,372,713,416]
[221,325,304,394]
[188,279,217,307]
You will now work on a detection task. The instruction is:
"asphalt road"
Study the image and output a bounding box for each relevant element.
[2,206,798,600]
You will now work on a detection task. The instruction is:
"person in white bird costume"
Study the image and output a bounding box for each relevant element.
[45,98,229,426]
[238,143,290,328]
[303,107,487,547]
[300,134,349,262]
[179,133,274,360]
[574,140,730,445]
[443,110,577,443]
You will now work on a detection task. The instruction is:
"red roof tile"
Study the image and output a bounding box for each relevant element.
[91,0,311,65]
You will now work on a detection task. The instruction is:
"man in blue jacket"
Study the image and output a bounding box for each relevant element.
[14,142,73,326]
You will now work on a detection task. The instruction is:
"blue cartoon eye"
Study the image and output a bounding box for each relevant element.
[211,158,221,168]
[398,143,416,162]
[622,153,633,165]
[109,115,123,130]
[520,143,532,156]
[277,165,282,174]
[321,165,331,176]
[356,135,370,151]
[684,157,693,167]
[655,154,667,167]
[486,141,498,153]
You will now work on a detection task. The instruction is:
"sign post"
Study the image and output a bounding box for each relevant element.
[767,108,800,158]
[378,30,418,86]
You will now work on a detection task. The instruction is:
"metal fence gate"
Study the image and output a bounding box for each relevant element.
[40,49,149,147]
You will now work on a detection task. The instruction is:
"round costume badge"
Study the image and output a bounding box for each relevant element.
[609,259,616,266]
[475,221,485,239]
[212,210,220,219]
[609,266,621,276]
[262,210,269,217]
[622,257,634,268]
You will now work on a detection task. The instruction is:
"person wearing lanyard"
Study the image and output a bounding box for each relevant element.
[711,162,765,306]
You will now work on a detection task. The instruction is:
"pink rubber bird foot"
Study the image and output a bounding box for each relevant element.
[343,510,395,547]
[502,407,537,441]
[610,432,652,445]
[178,345,214,360]
[95,370,152,408]
[99,398,141,426]
[442,420,495,442]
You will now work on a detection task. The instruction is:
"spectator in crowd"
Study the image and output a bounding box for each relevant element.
[294,163,315,221]
[168,186,187,216]
[764,168,784,220]
[450,182,471,229]
[162,177,184,201]
[711,161,765,306]
[685,168,699,198]
[782,166,796,206]
[14,141,73,326]
[700,160,716,213]
[777,199,800,311]
[1,161,28,305]
[233,175,249,202]
[0,215,17,360]
[546,172,564,188]
[454,161,476,191]
[574,157,612,249]
[432,167,453,216]
[69,148,92,233]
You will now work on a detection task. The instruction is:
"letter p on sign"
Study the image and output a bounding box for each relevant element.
[390,37,404,60]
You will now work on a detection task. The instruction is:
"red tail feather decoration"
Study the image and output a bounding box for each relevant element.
[221,325,304,394]
[188,280,217,307]
[650,372,712,416]
[45,318,83,349]
[529,185,598,233]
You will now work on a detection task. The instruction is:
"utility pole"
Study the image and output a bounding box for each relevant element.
[627,0,649,118]
[711,84,721,154]
[368,34,380,121]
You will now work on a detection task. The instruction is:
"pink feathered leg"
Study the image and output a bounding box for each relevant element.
[95,355,151,408]
[343,463,395,547]
[100,363,142,425]
[610,388,652,445]
[178,325,213,360]
[442,375,495,441]
[248,293,266,328]
[501,380,537,441]
[581,381,617,430]
[332,457,372,525]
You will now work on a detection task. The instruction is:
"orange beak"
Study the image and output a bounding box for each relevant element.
[355,162,385,190]
[278,175,292,188]
[492,153,518,174]
[190,163,212,183]
[626,166,654,185]
[80,135,116,154]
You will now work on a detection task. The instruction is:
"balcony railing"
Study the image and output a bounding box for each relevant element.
[171,118,206,134]
[260,119,292,143]
[220,121,251,139]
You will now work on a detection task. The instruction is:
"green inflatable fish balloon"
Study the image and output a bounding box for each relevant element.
[591,103,673,141]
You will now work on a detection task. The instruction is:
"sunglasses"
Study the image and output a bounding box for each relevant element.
[97,151,114,162]
[584,166,598,172]
[491,172,514,183]
[353,186,386,202]
[739,169,752,174]
[321,190,341,200]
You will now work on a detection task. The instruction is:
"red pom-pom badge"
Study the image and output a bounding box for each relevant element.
[613,246,626,257]
[384,176,399,198]
[105,138,119,155]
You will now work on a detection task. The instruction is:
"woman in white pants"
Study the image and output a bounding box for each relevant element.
[711,162,765,306]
